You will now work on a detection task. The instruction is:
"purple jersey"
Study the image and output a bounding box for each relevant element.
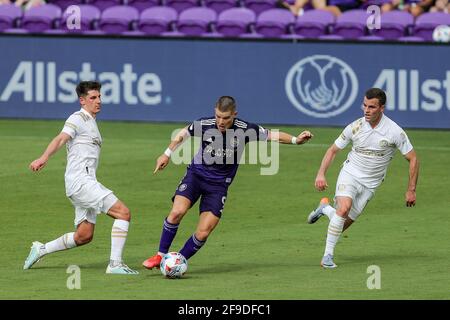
[186,117,269,184]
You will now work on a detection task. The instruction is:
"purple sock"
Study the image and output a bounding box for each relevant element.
[179,234,206,260]
[158,218,179,254]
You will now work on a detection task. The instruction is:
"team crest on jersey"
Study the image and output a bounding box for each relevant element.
[178,183,187,192]
[230,137,240,148]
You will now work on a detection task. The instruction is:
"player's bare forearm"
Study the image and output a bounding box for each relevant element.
[168,127,190,151]
[404,150,419,206]
[30,132,71,171]
[269,130,313,144]
[315,144,340,191]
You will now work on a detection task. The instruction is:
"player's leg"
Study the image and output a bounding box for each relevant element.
[321,196,352,268]
[179,211,220,259]
[105,196,138,274]
[23,207,94,270]
[178,185,227,260]
[142,195,193,269]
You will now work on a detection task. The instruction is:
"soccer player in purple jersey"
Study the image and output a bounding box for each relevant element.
[142,96,313,269]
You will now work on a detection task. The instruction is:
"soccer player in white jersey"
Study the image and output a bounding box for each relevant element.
[24,81,138,274]
[307,88,419,268]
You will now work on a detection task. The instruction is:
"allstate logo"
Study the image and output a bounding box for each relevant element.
[285,55,358,118]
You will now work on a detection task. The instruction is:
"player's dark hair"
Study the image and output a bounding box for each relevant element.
[76,81,101,98]
[215,96,236,112]
[365,88,386,107]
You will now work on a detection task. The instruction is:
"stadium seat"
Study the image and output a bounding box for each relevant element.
[397,36,426,42]
[294,9,335,38]
[137,6,178,35]
[358,35,384,41]
[204,0,239,14]
[21,4,62,33]
[413,12,450,41]
[176,7,217,36]
[242,0,276,15]
[88,0,123,11]
[331,9,368,39]
[318,34,344,40]
[127,0,160,12]
[49,0,84,11]
[59,5,101,33]
[371,11,414,40]
[0,4,22,32]
[98,6,139,34]
[254,8,295,38]
[216,7,256,37]
[166,0,200,13]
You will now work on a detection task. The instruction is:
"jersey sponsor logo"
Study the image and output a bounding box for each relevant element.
[285,55,358,118]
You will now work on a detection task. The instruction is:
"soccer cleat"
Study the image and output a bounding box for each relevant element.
[142,254,162,270]
[307,197,330,224]
[23,241,45,270]
[321,254,337,269]
[106,263,139,275]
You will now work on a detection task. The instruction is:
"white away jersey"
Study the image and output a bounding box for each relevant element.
[61,109,102,196]
[334,114,413,189]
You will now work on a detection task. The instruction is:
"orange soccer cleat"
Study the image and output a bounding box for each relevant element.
[142,254,162,270]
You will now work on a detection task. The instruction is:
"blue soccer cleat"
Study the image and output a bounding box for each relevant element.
[23,241,45,270]
[307,197,330,224]
[106,262,139,275]
[321,254,337,269]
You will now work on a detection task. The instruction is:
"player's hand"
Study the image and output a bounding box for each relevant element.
[153,154,170,174]
[315,174,328,191]
[296,131,313,144]
[405,190,416,207]
[29,157,47,172]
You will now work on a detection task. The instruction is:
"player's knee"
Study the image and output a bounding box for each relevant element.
[75,233,93,245]
[120,207,131,221]
[168,208,187,224]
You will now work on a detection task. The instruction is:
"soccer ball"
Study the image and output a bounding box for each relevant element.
[160,252,188,279]
[432,25,450,43]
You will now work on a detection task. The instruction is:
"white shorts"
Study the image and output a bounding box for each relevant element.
[334,169,375,221]
[68,179,118,226]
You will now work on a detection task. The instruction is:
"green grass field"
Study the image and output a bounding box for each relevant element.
[0,119,449,300]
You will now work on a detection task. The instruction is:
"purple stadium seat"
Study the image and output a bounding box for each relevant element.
[0,4,22,32]
[216,7,256,37]
[243,0,276,15]
[48,0,84,11]
[371,11,413,40]
[166,0,199,13]
[318,34,344,40]
[176,7,217,36]
[60,5,101,33]
[255,8,295,38]
[358,35,383,41]
[413,12,450,41]
[88,0,122,11]
[294,9,335,38]
[127,0,160,12]
[332,9,368,39]
[397,36,425,42]
[21,4,62,33]
[138,6,178,35]
[204,0,238,14]
[98,6,139,34]
[3,28,30,34]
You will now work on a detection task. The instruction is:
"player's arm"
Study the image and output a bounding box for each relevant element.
[153,126,190,174]
[403,149,419,207]
[29,132,71,172]
[315,144,341,191]
[268,130,313,145]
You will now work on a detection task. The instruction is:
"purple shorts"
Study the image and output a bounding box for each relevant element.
[173,170,229,218]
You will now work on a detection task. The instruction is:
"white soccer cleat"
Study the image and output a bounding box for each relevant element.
[106,263,139,275]
[321,254,337,269]
[307,197,330,224]
[23,241,45,270]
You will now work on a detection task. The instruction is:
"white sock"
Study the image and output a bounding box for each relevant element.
[44,232,77,255]
[324,215,346,257]
[110,219,129,265]
[323,205,336,220]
